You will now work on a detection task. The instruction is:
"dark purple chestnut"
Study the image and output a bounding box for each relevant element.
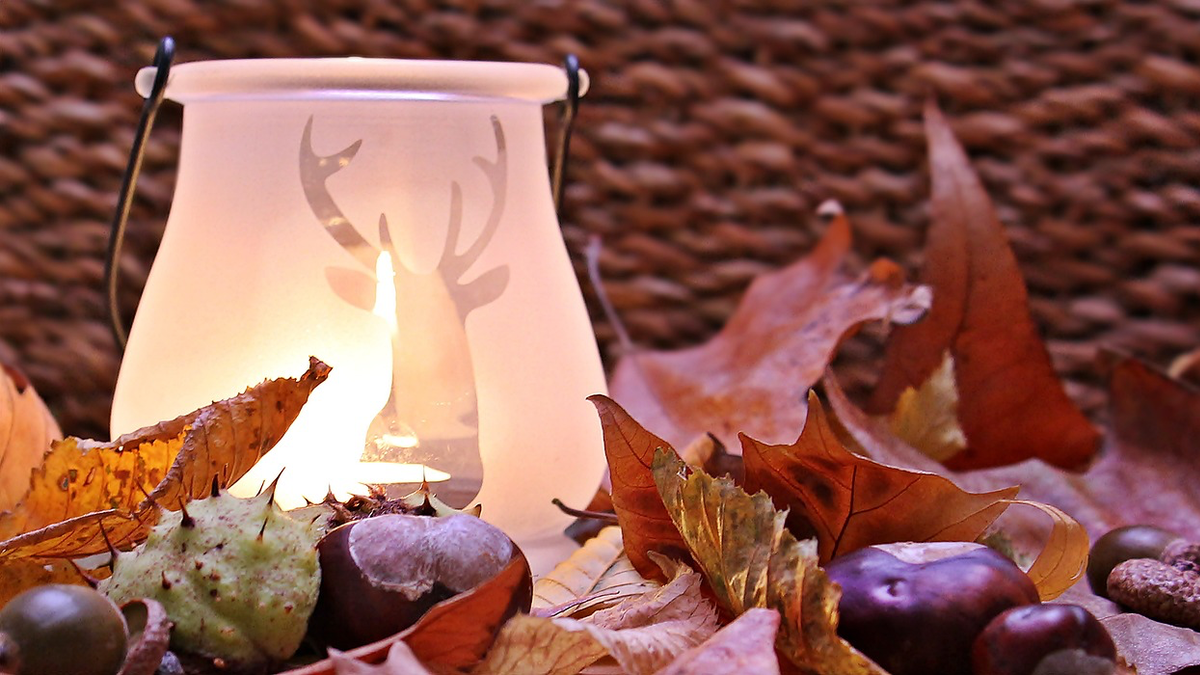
[310,513,531,649]
[1087,524,1180,598]
[825,542,1040,675]
[972,603,1116,675]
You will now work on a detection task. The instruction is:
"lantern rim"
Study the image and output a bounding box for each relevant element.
[135,58,588,104]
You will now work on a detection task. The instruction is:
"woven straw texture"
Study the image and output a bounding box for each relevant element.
[2,1,1199,439]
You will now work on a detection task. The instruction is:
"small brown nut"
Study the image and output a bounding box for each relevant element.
[1107,558,1200,630]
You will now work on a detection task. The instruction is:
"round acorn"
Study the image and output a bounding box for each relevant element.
[0,584,128,675]
[825,542,1039,675]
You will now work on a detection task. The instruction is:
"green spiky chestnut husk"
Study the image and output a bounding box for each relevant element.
[101,487,321,668]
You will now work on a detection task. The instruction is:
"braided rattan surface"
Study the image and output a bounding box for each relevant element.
[2,1,1199,438]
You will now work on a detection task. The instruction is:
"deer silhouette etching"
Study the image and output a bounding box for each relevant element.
[299,114,510,502]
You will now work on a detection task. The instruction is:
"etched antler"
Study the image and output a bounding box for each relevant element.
[427,115,510,321]
[299,116,377,270]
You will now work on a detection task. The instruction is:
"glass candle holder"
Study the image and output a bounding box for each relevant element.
[110,58,608,568]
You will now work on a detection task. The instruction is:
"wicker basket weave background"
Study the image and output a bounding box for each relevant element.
[2,1,1199,439]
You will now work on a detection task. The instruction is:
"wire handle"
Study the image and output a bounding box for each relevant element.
[552,54,581,216]
[105,36,175,352]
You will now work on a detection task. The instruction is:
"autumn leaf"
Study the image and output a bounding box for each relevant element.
[475,554,719,675]
[608,203,930,451]
[0,362,62,512]
[868,99,1099,470]
[0,558,87,606]
[590,394,691,581]
[0,357,330,561]
[283,551,532,675]
[0,435,180,553]
[329,641,433,675]
[825,373,1089,600]
[652,450,885,675]
[532,526,660,618]
[146,355,332,507]
[741,390,1017,563]
[887,352,966,462]
[654,608,781,675]
[826,360,1200,671]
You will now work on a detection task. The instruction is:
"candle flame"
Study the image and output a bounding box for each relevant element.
[372,251,397,330]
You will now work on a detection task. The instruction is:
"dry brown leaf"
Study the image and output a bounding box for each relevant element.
[653,608,781,675]
[652,450,886,675]
[590,394,691,581]
[608,205,929,452]
[283,551,532,675]
[825,374,1089,600]
[868,99,1099,470]
[476,556,718,675]
[0,358,329,564]
[532,526,660,618]
[0,362,62,512]
[330,642,433,675]
[475,614,604,675]
[825,361,1200,671]
[741,391,1017,563]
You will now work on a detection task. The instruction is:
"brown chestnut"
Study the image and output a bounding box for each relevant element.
[972,604,1116,675]
[1087,525,1180,598]
[825,542,1040,675]
[310,513,530,649]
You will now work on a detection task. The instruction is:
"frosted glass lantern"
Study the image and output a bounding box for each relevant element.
[110,58,607,565]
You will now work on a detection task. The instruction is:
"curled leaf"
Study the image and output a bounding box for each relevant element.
[741,392,1017,563]
[0,362,61,512]
[998,499,1089,601]
[652,450,885,675]
[590,395,691,581]
[532,526,660,618]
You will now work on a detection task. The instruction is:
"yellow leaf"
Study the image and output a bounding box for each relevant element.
[1001,499,1089,600]
[0,358,330,563]
[888,352,967,462]
[0,363,62,512]
[532,526,660,617]
[652,450,886,675]
[0,558,87,607]
[0,435,181,547]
